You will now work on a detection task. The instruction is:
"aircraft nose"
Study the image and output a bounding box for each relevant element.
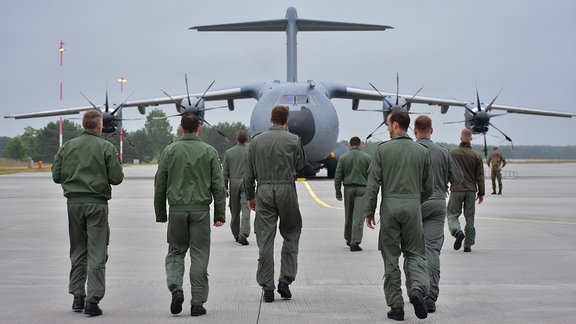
[288,107,315,145]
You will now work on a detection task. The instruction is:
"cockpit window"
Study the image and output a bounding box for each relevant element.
[295,95,308,104]
[280,95,308,105]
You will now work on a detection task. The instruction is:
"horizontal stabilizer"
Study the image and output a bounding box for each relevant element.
[190,19,392,32]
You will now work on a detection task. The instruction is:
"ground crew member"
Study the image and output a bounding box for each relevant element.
[154,113,226,317]
[364,110,433,321]
[52,109,124,317]
[244,105,306,303]
[414,115,463,313]
[334,136,371,252]
[223,130,251,245]
[447,129,485,253]
[486,147,507,195]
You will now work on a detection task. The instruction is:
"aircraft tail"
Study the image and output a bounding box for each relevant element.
[190,7,392,82]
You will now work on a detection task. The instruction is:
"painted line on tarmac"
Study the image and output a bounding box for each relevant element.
[298,179,343,210]
[478,216,576,225]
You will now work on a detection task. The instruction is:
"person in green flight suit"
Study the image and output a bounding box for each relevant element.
[364,110,434,321]
[334,136,371,252]
[414,115,463,313]
[446,128,485,253]
[486,147,507,195]
[223,130,251,245]
[52,109,124,317]
[244,105,306,303]
[154,113,226,317]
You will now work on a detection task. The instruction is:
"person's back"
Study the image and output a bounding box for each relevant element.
[53,130,123,201]
[247,125,305,182]
[157,136,223,208]
[370,135,432,200]
[450,145,484,193]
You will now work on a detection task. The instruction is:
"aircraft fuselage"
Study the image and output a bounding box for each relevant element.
[250,80,339,163]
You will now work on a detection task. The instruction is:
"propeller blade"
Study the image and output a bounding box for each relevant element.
[475,82,482,112]
[366,119,387,140]
[79,92,99,109]
[488,122,513,143]
[111,92,135,116]
[483,134,488,157]
[199,105,228,112]
[485,88,504,112]
[395,73,399,106]
[185,74,192,106]
[105,88,110,112]
[402,85,425,108]
[161,89,187,111]
[369,82,393,107]
[194,80,216,107]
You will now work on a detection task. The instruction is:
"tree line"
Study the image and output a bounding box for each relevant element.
[1,109,249,164]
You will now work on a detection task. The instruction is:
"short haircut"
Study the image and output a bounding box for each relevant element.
[271,105,289,125]
[181,113,200,133]
[493,147,499,151]
[414,115,432,133]
[461,128,473,142]
[82,109,102,130]
[349,136,361,147]
[236,130,248,144]
[389,110,410,131]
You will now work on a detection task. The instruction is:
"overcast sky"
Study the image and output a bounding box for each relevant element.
[1,0,575,147]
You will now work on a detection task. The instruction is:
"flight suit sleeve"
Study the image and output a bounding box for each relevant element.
[210,150,226,224]
[105,144,124,186]
[334,158,344,199]
[222,151,230,191]
[421,152,434,202]
[501,156,507,168]
[363,153,381,219]
[154,150,169,223]
[294,138,306,171]
[486,154,492,168]
[52,146,63,184]
[244,145,256,200]
[475,155,485,196]
[448,153,463,186]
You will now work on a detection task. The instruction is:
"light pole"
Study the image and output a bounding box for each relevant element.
[117,76,127,93]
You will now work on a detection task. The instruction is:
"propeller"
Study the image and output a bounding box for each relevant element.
[79,88,135,134]
[159,75,229,142]
[362,73,425,140]
[444,84,512,156]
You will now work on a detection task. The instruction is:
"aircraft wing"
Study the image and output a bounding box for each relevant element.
[4,106,95,119]
[326,84,466,107]
[327,84,575,117]
[487,104,576,118]
[120,84,262,109]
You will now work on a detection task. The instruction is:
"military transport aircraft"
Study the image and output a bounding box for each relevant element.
[5,7,576,176]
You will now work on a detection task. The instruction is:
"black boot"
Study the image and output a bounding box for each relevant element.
[491,188,496,194]
[498,188,502,195]
[72,296,85,312]
[84,301,102,316]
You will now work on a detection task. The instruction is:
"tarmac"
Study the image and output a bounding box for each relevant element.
[0,162,575,324]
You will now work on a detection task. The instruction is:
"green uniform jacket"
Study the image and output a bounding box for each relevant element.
[223,143,248,191]
[244,125,306,200]
[364,133,434,218]
[334,147,372,199]
[486,153,507,171]
[52,130,124,203]
[417,137,463,200]
[154,133,226,223]
[449,143,485,195]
